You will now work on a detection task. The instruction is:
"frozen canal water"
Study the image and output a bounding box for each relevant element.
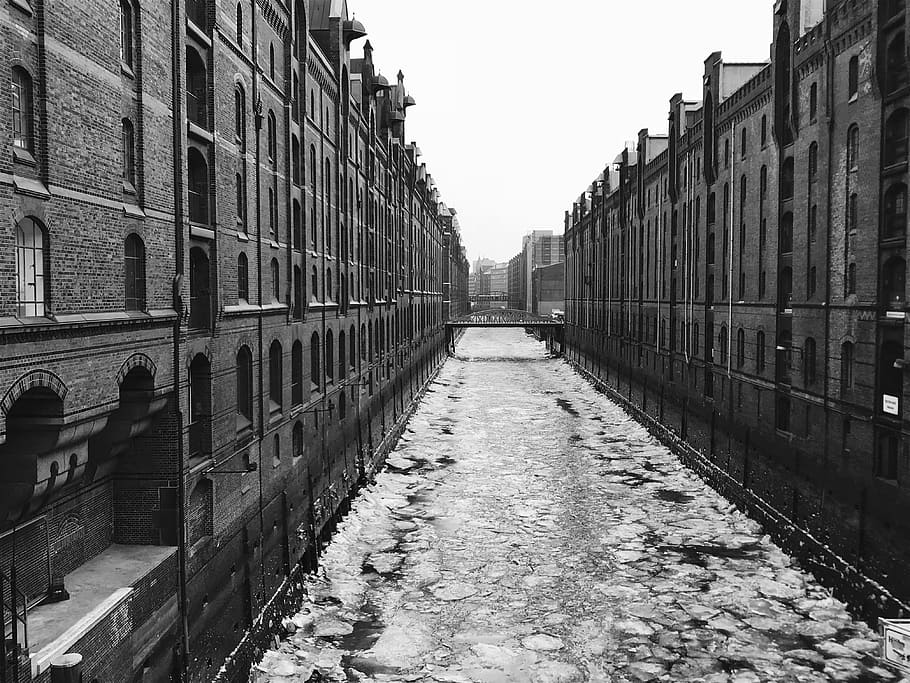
[254,329,894,682]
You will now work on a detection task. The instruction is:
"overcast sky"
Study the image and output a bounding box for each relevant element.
[354,1,774,267]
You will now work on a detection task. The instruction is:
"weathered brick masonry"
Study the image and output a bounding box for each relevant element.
[564,0,910,624]
[0,0,469,681]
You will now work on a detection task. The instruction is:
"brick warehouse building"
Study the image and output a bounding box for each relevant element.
[0,0,469,680]
[565,0,910,621]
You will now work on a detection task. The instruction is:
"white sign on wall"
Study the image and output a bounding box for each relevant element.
[883,395,900,416]
[881,619,910,673]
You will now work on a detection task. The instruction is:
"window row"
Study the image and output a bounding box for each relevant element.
[14,217,147,317]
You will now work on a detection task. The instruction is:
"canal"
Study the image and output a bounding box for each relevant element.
[253,328,891,682]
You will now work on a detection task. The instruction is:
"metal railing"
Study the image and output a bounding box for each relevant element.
[0,567,27,683]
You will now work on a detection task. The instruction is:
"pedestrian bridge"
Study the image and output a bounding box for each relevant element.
[445,309,563,355]
[446,309,563,328]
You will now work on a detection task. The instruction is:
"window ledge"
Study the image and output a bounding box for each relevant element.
[122,180,137,195]
[121,62,135,80]
[848,93,858,104]
[187,121,214,143]
[8,0,32,15]
[190,224,214,240]
[186,19,211,48]
[13,174,49,199]
[236,230,249,242]
[13,146,36,166]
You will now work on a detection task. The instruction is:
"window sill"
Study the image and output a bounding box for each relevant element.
[123,180,137,195]
[186,19,211,48]
[187,121,213,143]
[236,230,249,242]
[13,146,36,166]
[190,224,214,240]
[848,93,858,104]
[8,0,31,15]
[121,62,135,80]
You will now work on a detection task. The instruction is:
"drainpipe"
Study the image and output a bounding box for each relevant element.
[251,0,266,604]
[728,121,735,378]
[657,174,662,352]
[171,0,190,674]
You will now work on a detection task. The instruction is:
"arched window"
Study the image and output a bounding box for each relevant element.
[186,47,207,128]
[339,330,346,379]
[326,329,334,383]
[719,327,728,365]
[15,217,47,317]
[325,268,333,301]
[292,135,300,184]
[237,252,249,303]
[847,125,859,171]
[272,433,281,468]
[841,341,854,393]
[849,192,859,231]
[779,267,793,310]
[808,142,818,183]
[884,109,908,167]
[292,199,302,250]
[760,166,768,199]
[781,157,794,199]
[292,340,303,405]
[187,148,209,224]
[267,111,276,163]
[293,265,303,319]
[124,233,146,311]
[270,258,280,302]
[236,346,253,429]
[804,337,817,386]
[349,325,356,371]
[269,340,282,412]
[268,187,275,237]
[292,421,303,459]
[781,212,793,253]
[187,0,206,30]
[122,118,136,186]
[882,255,906,307]
[886,34,908,94]
[737,328,745,368]
[310,332,320,390]
[311,265,318,302]
[848,56,859,98]
[189,246,211,328]
[120,1,134,68]
[269,43,275,81]
[188,354,212,458]
[236,3,243,47]
[236,172,246,230]
[11,67,34,152]
[884,183,907,237]
[848,262,857,295]
[809,82,817,121]
[760,114,767,147]
[310,146,318,248]
[757,331,766,372]
[234,85,246,150]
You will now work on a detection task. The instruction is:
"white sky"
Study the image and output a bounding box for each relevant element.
[354,1,774,266]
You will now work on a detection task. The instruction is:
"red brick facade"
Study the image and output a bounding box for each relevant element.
[0,0,468,681]
[565,0,910,623]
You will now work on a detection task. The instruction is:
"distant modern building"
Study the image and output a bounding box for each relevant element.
[507,230,565,312]
[532,262,566,317]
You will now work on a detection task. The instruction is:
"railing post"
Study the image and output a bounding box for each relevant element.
[0,571,6,683]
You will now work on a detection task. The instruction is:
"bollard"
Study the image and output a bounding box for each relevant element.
[50,653,83,683]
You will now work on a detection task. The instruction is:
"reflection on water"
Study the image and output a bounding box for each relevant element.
[253,329,888,682]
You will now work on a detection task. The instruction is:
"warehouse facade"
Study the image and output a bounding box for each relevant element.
[565,0,909,620]
[0,0,467,680]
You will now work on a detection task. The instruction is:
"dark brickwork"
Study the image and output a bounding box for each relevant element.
[0,0,467,681]
[565,0,910,624]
